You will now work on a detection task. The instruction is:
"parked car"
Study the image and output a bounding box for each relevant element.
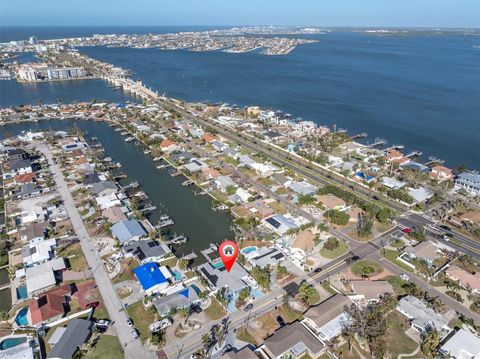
[96,319,111,327]
[314,267,322,273]
[131,329,139,339]
[402,227,412,234]
[189,305,202,314]
[276,316,285,326]
[126,318,133,327]
[400,273,410,281]
[244,303,254,312]
[221,344,233,355]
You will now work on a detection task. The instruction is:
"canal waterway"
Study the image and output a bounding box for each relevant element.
[0,119,233,258]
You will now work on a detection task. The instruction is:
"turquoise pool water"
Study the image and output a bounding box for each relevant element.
[241,246,258,254]
[16,285,27,300]
[0,337,27,350]
[213,262,224,269]
[172,271,182,281]
[15,307,29,326]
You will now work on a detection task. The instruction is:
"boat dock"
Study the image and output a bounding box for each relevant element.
[351,132,367,139]
[165,235,188,245]
[405,150,423,158]
[367,138,387,148]
[156,214,174,228]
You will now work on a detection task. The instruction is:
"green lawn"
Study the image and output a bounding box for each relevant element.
[390,238,405,248]
[278,304,303,323]
[84,335,123,359]
[126,301,159,343]
[204,298,226,320]
[385,312,418,357]
[57,243,88,272]
[351,260,383,278]
[385,276,407,296]
[383,249,415,273]
[320,241,349,259]
[158,256,178,268]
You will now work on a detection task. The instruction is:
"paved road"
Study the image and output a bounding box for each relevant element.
[36,143,155,359]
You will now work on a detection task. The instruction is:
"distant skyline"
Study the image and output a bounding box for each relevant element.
[1,0,479,28]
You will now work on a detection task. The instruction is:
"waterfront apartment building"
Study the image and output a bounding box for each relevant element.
[17,63,86,82]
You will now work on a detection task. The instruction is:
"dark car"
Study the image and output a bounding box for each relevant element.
[314,267,322,273]
[244,303,254,312]
[276,316,285,326]
[189,305,202,314]
[346,255,360,264]
[221,344,233,355]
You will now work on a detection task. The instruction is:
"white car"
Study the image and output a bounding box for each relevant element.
[400,273,410,281]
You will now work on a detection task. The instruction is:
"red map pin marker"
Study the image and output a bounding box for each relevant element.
[218,241,239,272]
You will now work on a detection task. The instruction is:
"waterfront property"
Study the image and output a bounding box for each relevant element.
[133,262,172,295]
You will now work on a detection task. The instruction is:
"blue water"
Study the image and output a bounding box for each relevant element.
[0,337,27,350]
[15,307,29,326]
[241,246,258,254]
[16,285,28,300]
[0,26,479,168]
[172,271,182,281]
[212,262,224,269]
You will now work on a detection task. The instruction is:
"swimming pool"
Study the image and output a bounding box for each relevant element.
[212,261,224,269]
[241,246,258,254]
[0,336,27,350]
[172,271,182,281]
[16,285,28,300]
[15,307,29,326]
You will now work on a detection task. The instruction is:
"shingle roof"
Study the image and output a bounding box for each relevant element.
[304,294,351,327]
[263,321,324,357]
[47,319,92,359]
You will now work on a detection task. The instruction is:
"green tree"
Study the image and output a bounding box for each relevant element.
[324,209,350,225]
[297,282,318,306]
[421,330,442,358]
[238,287,251,302]
[323,237,339,251]
[251,266,271,289]
[225,185,237,196]
[177,307,190,323]
[376,208,393,223]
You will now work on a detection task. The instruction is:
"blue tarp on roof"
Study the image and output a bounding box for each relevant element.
[133,263,168,291]
[178,288,189,298]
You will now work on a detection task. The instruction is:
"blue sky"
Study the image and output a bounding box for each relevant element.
[1,0,479,28]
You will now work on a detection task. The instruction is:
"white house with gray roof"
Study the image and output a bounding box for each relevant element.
[396,295,450,335]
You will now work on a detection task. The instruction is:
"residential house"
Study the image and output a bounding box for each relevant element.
[251,162,277,177]
[396,296,450,334]
[197,261,255,295]
[25,258,66,296]
[19,221,47,243]
[289,181,317,196]
[302,294,352,342]
[229,188,252,204]
[14,183,41,199]
[455,172,480,196]
[260,321,324,359]
[14,172,36,185]
[160,139,178,153]
[202,133,218,143]
[381,176,406,190]
[439,328,480,359]
[244,247,284,269]
[90,181,118,197]
[7,148,27,161]
[170,151,194,164]
[133,262,172,295]
[29,284,71,325]
[22,238,57,267]
[271,173,290,187]
[111,219,147,245]
[95,192,121,210]
[429,165,453,181]
[241,200,274,219]
[202,167,222,180]
[211,140,229,152]
[183,158,208,173]
[408,187,433,204]
[102,206,127,223]
[239,155,256,167]
[263,214,299,235]
[400,161,431,174]
[224,148,240,160]
[123,239,172,264]
[153,285,201,316]
[316,194,348,211]
[348,280,394,305]
[215,176,237,192]
[8,159,32,175]
[222,346,258,359]
[47,318,92,359]
[445,265,480,294]
[403,241,440,266]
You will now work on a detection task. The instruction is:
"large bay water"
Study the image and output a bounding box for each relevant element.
[0,26,479,168]
[0,119,233,258]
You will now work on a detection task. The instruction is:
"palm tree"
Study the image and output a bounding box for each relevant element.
[178,307,190,324]
[421,330,442,358]
[297,282,317,306]
[201,333,211,350]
